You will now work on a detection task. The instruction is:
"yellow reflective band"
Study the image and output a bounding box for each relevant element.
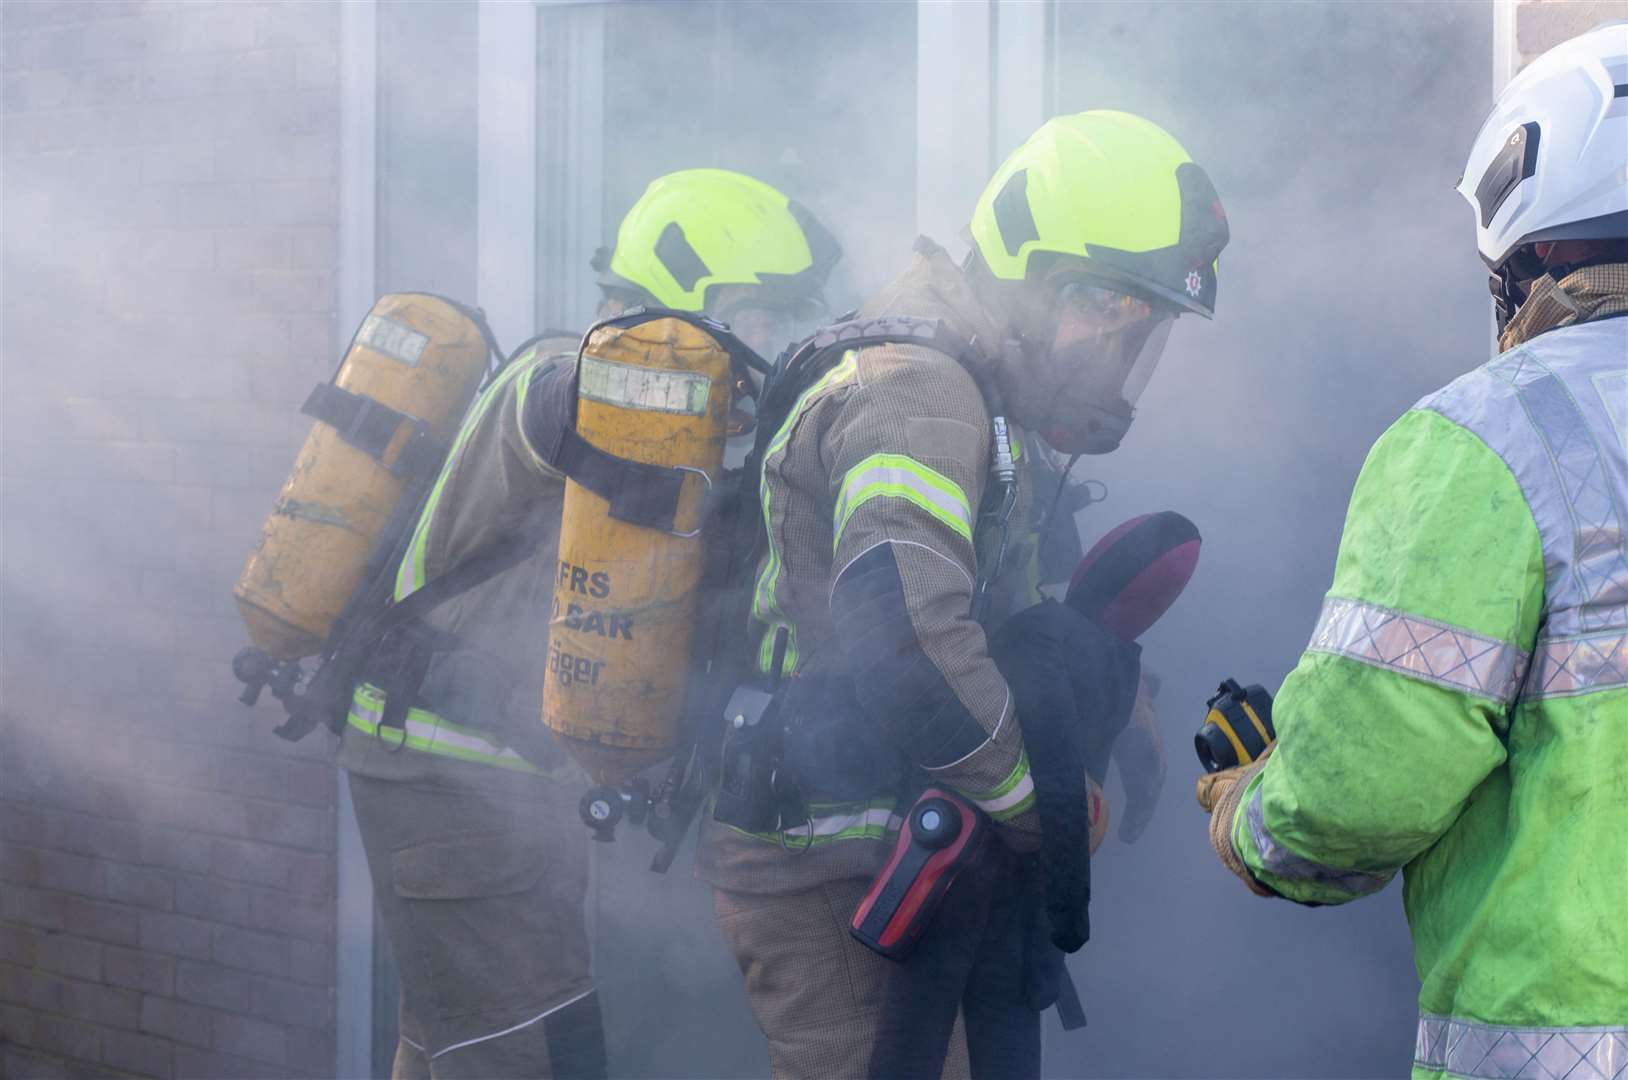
[347,685,548,775]
[967,751,1035,821]
[396,358,534,600]
[750,350,859,661]
[733,797,901,849]
[832,453,973,552]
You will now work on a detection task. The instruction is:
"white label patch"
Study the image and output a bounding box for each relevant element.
[578,355,710,415]
[358,315,430,367]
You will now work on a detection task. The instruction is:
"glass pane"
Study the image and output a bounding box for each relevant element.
[538,0,918,333]
[377,0,479,301]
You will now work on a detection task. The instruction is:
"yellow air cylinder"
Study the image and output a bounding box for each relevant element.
[234,294,489,660]
[543,317,732,785]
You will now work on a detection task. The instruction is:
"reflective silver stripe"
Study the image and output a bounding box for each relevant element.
[349,690,542,773]
[1415,1015,1628,1079]
[1244,782,1393,898]
[1308,597,1530,705]
[1525,629,1628,699]
[784,806,899,840]
[1423,330,1628,640]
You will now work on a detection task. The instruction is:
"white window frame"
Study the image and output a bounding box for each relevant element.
[335,3,378,1078]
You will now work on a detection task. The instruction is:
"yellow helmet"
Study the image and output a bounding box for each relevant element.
[970,111,1229,317]
[598,169,841,313]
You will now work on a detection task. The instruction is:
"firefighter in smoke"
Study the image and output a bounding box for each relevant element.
[1195,25,1627,1079]
[699,112,1230,1078]
[335,169,838,1078]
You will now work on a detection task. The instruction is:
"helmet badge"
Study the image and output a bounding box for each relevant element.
[1184,270,1204,297]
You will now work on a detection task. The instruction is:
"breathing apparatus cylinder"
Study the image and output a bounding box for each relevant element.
[234,294,490,660]
[543,316,732,786]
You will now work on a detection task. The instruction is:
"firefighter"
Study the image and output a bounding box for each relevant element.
[699,111,1230,1078]
[337,168,838,1079]
[1196,24,1627,1080]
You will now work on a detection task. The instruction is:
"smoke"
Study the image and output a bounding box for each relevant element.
[0,1,1494,1078]
[1042,3,1493,1077]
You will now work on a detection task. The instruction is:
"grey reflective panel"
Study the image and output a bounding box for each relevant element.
[1422,321,1628,641]
[1525,630,1628,698]
[1307,597,1530,704]
[1415,1015,1628,1079]
[1244,785,1393,898]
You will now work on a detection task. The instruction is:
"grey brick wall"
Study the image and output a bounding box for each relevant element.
[1,2,341,1076]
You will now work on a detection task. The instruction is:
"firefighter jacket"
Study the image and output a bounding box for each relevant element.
[1225,265,1628,1078]
[699,243,1049,893]
[336,334,581,793]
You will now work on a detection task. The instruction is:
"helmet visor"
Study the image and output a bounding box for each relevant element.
[1028,281,1176,455]
[1051,282,1175,407]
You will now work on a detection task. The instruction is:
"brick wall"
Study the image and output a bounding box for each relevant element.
[1,3,342,1077]
[1513,0,1626,67]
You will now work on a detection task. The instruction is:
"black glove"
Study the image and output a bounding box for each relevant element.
[986,600,1141,953]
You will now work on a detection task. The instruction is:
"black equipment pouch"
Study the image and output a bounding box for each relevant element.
[712,683,782,833]
[778,672,911,803]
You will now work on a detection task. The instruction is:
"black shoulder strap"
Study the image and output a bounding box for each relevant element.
[350,532,536,653]
[753,314,979,463]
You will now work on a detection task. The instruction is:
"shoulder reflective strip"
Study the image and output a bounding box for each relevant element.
[1307,596,1530,705]
[833,453,974,551]
[396,359,534,600]
[1524,629,1628,698]
[1425,346,1628,638]
[348,689,544,775]
[750,349,861,656]
[510,352,564,480]
[1238,781,1393,898]
[577,355,710,415]
[1415,1015,1627,1079]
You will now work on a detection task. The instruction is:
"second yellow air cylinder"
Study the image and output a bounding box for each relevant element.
[543,316,732,785]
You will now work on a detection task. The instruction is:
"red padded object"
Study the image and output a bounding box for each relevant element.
[1066,511,1201,641]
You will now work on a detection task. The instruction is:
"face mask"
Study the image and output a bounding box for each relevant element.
[1013,281,1175,455]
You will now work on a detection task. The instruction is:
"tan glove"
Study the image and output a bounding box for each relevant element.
[1195,746,1276,898]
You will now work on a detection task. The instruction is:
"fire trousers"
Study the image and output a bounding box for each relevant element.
[348,773,606,1079]
[713,876,971,1080]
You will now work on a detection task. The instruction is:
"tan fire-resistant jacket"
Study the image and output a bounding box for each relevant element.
[700,244,1047,893]
[336,334,581,796]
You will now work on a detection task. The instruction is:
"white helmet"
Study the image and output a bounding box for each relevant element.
[1458,19,1628,311]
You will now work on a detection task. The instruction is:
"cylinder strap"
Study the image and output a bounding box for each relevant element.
[301,382,445,479]
[553,425,687,532]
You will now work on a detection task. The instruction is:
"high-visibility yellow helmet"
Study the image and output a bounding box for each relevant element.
[970,111,1230,318]
[598,169,841,313]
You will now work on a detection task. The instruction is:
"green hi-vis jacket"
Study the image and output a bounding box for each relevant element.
[1230,277,1627,1079]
